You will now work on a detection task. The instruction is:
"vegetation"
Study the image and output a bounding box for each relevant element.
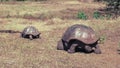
[93,11,101,19]
[105,0,120,17]
[99,36,106,44]
[95,0,120,17]
[77,12,87,20]
[0,0,120,68]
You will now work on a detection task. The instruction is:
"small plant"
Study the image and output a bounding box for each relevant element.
[93,11,101,19]
[77,12,87,20]
[99,36,106,44]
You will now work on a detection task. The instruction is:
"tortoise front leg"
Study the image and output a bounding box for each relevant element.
[57,40,64,50]
[36,34,39,38]
[67,43,78,53]
[85,45,92,53]
[94,44,101,54]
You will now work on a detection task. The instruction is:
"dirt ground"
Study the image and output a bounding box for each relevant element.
[0,0,120,68]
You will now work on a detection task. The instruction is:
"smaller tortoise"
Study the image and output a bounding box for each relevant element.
[57,24,101,54]
[21,26,41,40]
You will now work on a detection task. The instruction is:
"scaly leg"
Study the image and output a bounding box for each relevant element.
[68,43,78,53]
[57,40,64,50]
[85,45,92,53]
[94,44,101,54]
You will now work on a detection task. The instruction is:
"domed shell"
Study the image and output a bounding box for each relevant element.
[62,24,99,44]
[22,26,40,36]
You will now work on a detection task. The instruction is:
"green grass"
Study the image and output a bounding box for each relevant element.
[77,12,87,20]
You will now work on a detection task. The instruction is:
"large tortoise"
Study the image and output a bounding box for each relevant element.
[21,26,41,40]
[57,24,101,54]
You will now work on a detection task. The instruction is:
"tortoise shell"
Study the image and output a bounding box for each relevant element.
[62,24,99,44]
[21,26,40,37]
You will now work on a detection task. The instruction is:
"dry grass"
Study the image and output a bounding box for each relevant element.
[0,1,120,68]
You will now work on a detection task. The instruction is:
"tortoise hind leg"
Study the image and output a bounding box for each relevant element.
[57,40,64,50]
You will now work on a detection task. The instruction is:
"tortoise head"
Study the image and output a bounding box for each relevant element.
[29,35,33,40]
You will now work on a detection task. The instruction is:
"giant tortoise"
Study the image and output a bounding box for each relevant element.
[21,26,41,40]
[57,24,101,54]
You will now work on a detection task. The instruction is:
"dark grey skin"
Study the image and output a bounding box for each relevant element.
[57,24,101,54]
[21,26,40,40]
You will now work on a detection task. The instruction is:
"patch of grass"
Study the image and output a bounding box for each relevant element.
[99,35,106,44]
[93,11,113,20]
[77,11,87,20]
[93,11,101,19]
